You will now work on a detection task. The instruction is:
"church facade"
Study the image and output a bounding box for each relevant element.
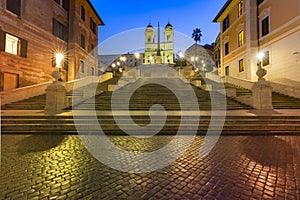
[144,22,174,65]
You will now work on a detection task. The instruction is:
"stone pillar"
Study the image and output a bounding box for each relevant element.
[44,71,67,115]
[252,68,273,110]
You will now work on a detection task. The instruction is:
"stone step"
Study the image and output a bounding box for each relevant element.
[3,118,300,125]
[2,115,300,134]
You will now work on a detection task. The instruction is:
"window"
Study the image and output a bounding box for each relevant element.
[223,15,229,32]
[262,51,270,66]
[261,16,269,37]
[90,18,96,33]
[167,35,170,42]
[239,59,244,72]
[80,34,85,49]
[238,1,243,17]
[54,0,62,6]
[54,0,69,10]
[5,33,19,55]
[224,42,229,55]
[6,0,21,16]
[0,31,27,57]
[53,19,67,41]
[147,37,151,43]
[80,61,85,73]
[238,30,244,47]
[81,6,85,21]
[225,66,230,76]
[91,67,95,76]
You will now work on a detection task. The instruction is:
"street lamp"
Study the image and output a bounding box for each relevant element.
[257,52,264,69]
[134,52,140,66]
[120,56,126,70]
[112,63,116,76]
[56,53,64,69]
[149,55,153,64]
[178,51,184,67]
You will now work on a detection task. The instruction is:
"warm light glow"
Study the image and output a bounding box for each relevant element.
[120,56,127,62]
[178,51,184,59]
[112,63,116,68]
[191,56,198,62]
[117,61,120,66]
[257,52,264,61]
[134,52,140,59]
[5,33,19,55]
[56,53,64,68]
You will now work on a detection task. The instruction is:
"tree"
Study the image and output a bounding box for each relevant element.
[192,28,202,69]
[192,28,202,44]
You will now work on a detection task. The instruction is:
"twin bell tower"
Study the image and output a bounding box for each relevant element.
[144,21,174,65]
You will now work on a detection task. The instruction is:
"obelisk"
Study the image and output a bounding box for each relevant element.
[156,22,162,64]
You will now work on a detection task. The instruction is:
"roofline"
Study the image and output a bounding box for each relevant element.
[213,0,233,22]
[87,0,105,25]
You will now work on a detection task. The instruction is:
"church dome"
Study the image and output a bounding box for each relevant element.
[165,22,173,28]
[147,23,153,28]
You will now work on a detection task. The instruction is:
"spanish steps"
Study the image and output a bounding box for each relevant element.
[2,71,300,135]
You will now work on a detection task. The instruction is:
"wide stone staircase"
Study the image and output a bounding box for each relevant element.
[1,76,300,135]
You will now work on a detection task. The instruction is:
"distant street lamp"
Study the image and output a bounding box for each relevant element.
[120,56,126,70]
[134,52,140,66]
[149,55,153,64]
[112,63,116,75]
[178,51,184,67]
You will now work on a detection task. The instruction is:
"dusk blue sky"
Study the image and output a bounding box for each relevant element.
[90,0,227,54]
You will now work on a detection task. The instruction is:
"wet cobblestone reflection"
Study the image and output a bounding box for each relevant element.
[1,135,299,199]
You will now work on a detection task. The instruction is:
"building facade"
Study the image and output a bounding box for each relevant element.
[144,22,174,65]
[213,0,300,82]
[184,43,215,72]
[0,0,103,91]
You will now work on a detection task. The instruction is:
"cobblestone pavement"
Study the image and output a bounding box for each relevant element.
[0,135,300,200]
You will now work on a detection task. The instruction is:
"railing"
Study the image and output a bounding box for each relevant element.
[223,76,254,90]
[0,81,52,106]
[0,73,113,106]
[271,82,300,99]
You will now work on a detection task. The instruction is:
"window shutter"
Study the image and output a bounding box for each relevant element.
[20,38,28,58]
[0,30,5,51]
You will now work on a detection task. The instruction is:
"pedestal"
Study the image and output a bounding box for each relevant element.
[44,81,67,115]
[252,79,273,110]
